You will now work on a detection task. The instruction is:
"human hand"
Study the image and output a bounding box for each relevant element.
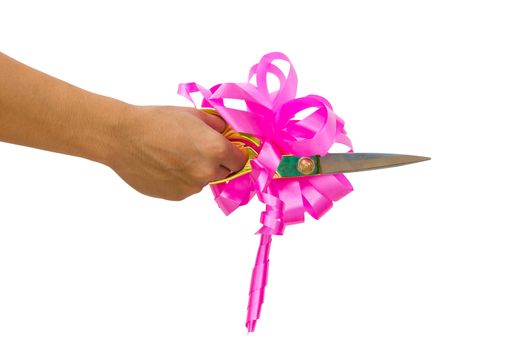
[107,105,246,201]
[0,52,246,200]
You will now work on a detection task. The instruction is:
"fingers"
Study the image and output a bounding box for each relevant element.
[183,107,248,182]
[200,136,247,184]
[209,165,233,183]
[217,138,248,173]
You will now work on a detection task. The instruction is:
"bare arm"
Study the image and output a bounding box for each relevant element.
[0,52,246,200]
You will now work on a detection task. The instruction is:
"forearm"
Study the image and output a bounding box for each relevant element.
[0,52,127,165]
[0,52,245,201]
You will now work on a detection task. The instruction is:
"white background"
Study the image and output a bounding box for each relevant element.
[1,0,524,349]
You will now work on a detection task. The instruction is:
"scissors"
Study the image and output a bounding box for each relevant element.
[202,109,430,183]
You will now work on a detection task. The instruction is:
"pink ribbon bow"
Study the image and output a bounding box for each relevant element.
[178,52,353,332]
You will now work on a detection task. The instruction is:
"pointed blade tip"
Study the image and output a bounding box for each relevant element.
[394,154,431,166]
[412,155,431,162]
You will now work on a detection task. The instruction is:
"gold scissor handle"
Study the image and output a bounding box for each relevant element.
[200,109,260,184]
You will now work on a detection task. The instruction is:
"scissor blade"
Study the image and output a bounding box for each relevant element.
[319,153,430,174]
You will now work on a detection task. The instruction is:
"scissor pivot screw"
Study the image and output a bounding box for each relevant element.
[297,157,316,175]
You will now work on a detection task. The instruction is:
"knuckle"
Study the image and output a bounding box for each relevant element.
[192,185,204,194]
[187,176,207,192]
[191,167,214,185]
[209,139,229,159]
[186,184,204,197]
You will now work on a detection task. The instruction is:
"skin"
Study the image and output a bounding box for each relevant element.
[0,52,246,200]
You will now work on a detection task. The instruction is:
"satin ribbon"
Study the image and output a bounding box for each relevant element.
[178,52,353,332]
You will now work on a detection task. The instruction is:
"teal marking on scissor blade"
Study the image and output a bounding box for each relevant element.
[276,155,320,178]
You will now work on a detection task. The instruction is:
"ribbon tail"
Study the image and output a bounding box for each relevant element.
[246,233,272,332]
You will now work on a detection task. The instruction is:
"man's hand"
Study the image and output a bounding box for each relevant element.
[108,106,246,201]
[0,52,246,201]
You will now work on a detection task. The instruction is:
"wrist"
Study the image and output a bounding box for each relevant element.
[94,100,135,168]
[75,93,133,168]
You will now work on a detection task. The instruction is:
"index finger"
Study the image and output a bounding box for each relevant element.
[219,137,248,173]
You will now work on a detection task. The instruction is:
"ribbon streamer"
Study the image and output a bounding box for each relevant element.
[178,52,353,332]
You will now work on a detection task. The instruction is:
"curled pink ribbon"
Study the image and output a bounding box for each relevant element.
[178,52,353,332]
